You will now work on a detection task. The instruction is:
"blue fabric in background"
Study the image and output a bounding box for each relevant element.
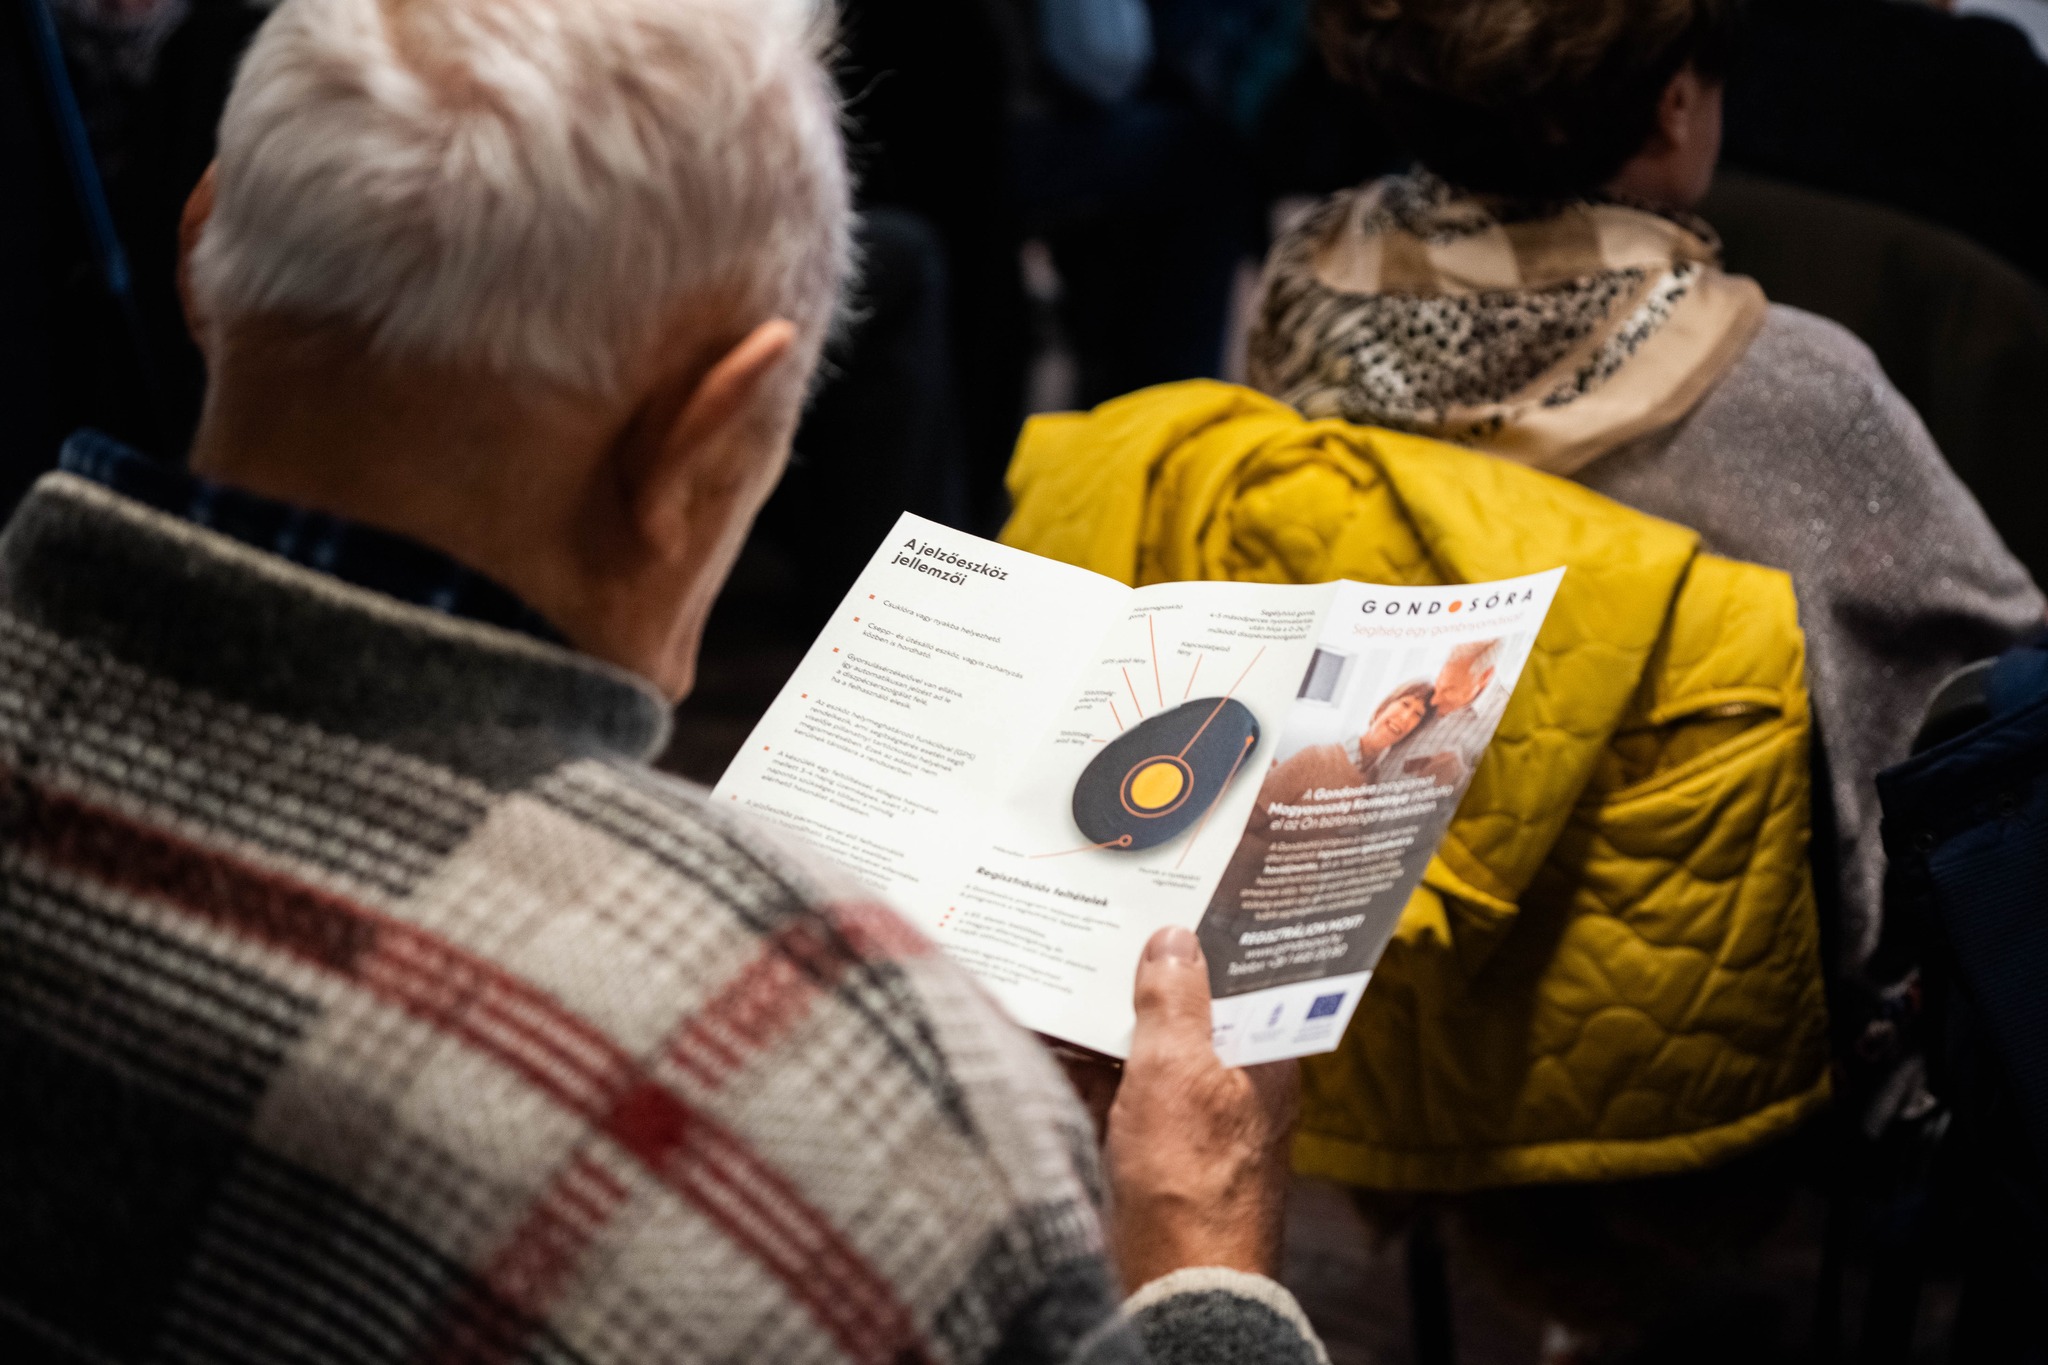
[1986,635,2048,719]
[1039,0,1312,128]
[1039,0,1153,105]
[1879,633,2048,1358]
[1154,0,1310,132]
[1882,635,2048,1163]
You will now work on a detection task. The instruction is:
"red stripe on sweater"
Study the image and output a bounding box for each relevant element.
[22,781,931,1365]
[423,1154,630,1365]
[668,919,844,1089]
[662,900,933,1092]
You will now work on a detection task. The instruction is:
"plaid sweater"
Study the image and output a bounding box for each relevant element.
[0,473,1326,1365]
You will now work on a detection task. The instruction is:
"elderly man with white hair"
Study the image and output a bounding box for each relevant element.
[0,1,1324,1362]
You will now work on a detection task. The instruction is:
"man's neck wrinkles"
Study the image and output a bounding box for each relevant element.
[187,323,626,647]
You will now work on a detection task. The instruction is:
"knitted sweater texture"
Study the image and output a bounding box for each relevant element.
[0,474,1324,1365]
[1582,305,2044,972]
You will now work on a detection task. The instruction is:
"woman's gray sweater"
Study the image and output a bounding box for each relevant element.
[1581,304,2044,974]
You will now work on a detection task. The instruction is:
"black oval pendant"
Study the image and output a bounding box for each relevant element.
[1072,697,1261,851]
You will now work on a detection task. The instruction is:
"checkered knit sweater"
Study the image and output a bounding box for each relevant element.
[0,474,1326,1365]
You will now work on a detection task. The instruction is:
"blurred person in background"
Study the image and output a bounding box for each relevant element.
[2,0,300,496]
[837,0,1304,530]
[1015,0,1262,414]
[1257,0,2040,1022]
[0,1,1329,1361]
[1245,0,2043,1350]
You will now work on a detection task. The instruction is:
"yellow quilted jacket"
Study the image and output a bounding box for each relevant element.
[1003,381,1831,1191]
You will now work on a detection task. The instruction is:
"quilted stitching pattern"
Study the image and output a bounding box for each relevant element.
[1005,381,1831,1191]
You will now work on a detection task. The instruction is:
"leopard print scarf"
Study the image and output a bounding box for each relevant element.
[1247,171,1768,476]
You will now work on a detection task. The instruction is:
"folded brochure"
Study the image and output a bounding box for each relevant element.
[715,514,1561,1065]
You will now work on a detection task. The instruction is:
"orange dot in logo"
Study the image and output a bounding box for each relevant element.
[1448,600,1463,612]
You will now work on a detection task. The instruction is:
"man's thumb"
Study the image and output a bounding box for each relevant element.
[1130,927,1215,1059]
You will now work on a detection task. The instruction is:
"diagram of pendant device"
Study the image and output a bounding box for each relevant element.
[1061,617,1264,858]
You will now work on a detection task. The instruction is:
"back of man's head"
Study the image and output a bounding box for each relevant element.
[189,0,851,396]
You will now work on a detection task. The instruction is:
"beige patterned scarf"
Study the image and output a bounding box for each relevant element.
[1247,171,1768,476]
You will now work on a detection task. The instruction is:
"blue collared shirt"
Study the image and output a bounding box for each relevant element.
[58,430,566,646]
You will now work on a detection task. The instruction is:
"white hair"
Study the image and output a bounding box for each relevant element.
[190,0,852,394]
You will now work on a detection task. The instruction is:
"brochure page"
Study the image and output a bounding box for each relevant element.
[1199,571,1563,1065]
[714,514,1129,911]
[944,580,1337,1059]
[716,515,1561,1067]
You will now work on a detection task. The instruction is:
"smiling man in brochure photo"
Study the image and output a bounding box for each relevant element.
[0,1,1325,1361]
[1387,638,1510,789]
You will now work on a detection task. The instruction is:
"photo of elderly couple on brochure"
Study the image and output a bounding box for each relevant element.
[1197,634,1527,998]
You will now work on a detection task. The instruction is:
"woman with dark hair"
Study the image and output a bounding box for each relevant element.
[1251,0,2040,1011]
[1267,676,1436,801]
[1243,0,2044,1351]
[1360,677,1432,775]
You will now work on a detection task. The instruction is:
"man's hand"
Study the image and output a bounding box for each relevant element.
[1104,926,1300,1294]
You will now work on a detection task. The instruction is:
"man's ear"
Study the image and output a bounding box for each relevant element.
[178,163,219,357]
[626,318,799,560]
[1476,667,1497,695]
[1657,65,1706,156]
